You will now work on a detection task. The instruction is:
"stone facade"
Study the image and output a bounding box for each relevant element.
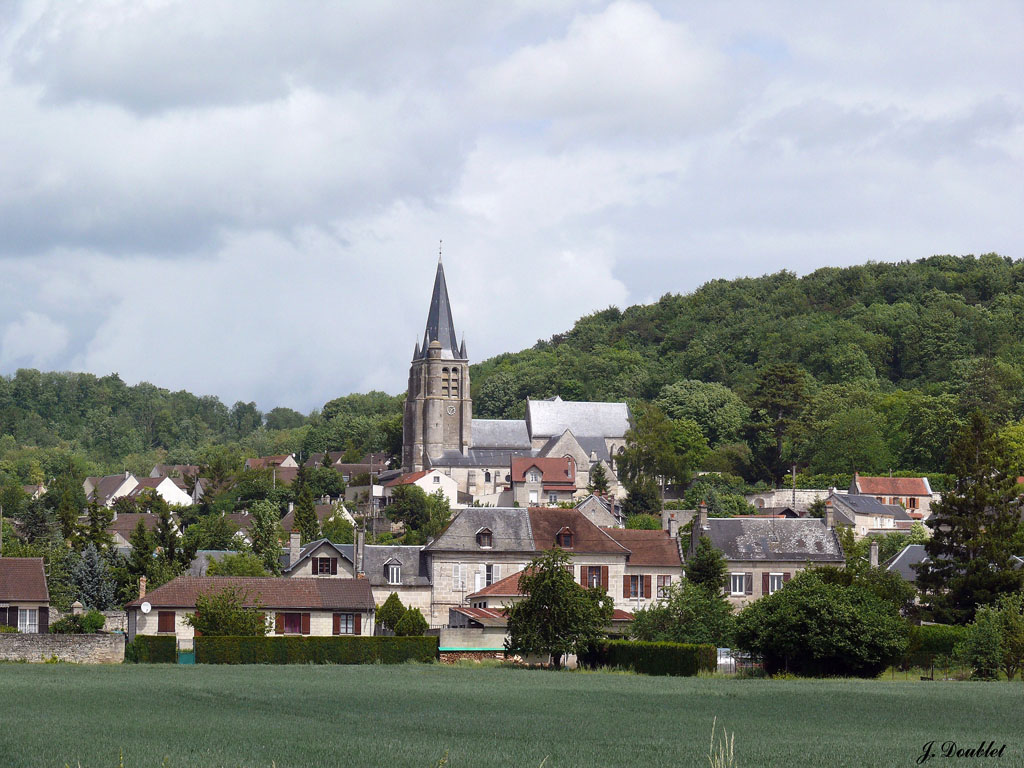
[746,488,837,512]
[0,633,124,663]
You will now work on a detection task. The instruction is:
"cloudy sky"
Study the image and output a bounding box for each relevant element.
[1,1,1022,412]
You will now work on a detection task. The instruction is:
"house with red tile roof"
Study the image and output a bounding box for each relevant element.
[125,476,193,507]
[382,469,458,506]
[125,575,375,647]
[243,455,298,471]
[0,558,49,633]
[84,472,140,507]
[510,456,577,507]
[849,473,936,518]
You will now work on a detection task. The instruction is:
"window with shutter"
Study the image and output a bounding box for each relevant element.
[768,573,784,594]
[333,613,341,635]
[601,566,609,592]
[275,613,285,634]
[744,573,753,595]
[761,572,770,595]
[301,613,311,635]
[157,610,175,633]
[623,575,630,599]
[354,613,362,635]
[644,575,652,599]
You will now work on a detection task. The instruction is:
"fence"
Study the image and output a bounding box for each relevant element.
[0,633,124,663]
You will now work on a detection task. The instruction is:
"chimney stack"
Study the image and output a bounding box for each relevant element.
[824,499,835,531]
[355,527,366,577]
[869,539,879,568]
[288,501,294,514]
[138,576,147,599]
[665,511,679,539]
[289,532,301,567]
[691,502,708,552]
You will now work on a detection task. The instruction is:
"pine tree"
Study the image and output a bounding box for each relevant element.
[84,499,114,550]
[72,543,117,610]
[377,592,407,632]
[915,413,1024,624]
[588,462,610,495]
[250,500,283,575]
[293,482,319,545]
[127,518,156,579]
[686,536,728,594]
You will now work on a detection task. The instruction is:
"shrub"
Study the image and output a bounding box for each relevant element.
[0,625,18,634]
[125,635,176,663]
[734,571,909,677]
[194,635,438,665]
[377,592,407,633]
[582,640,716,677]
[394,607,428,637]
[49,610,107,634]
[905,624,969,667]
[185,585,269,637]
[956,607,1003,680]
[631,579,735,646]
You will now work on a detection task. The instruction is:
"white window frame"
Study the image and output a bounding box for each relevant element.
[768,573,785,595]
[386,564,401,585]
[18,608,38,634]
[529,471,540,483]
[657,575,672,598]
[548,492,558,504]
[729,573,746,596]
[336,613,354,635]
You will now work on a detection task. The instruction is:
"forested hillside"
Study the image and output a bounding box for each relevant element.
[3,254,1024,488]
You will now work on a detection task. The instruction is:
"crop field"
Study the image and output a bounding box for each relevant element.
[1,664,1021,768]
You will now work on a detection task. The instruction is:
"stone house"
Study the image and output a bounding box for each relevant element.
[688,507,845,608]
[576,494,625,528]
[849,473,935,518]
[106,511,163,549]
[0,558,49,633]
[125,575,375,646]
[510,456,577,507]
[828,493,914,538]
[602,528,685,610]
[382,469,459,507]
[243,455,298,471]
[125,476,193,507]
[84,472,139,507]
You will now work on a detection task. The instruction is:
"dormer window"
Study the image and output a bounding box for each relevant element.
[529,470,540,483]
[386,563,401,585]
[556,528,573,548]
[477,528,493,548]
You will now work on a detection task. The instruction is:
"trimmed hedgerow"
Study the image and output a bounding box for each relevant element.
[582,640,716,676]
[905,624,969,667]
[125,635,176,663]
[194,635,439,665]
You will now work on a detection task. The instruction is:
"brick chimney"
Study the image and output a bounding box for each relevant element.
[289,532,301,568]
[666,511,679,539]
[869,539,879,569]
[138,576,147,599]
[691,502,708,552]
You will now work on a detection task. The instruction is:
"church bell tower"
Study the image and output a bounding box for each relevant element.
[402,256,472,471]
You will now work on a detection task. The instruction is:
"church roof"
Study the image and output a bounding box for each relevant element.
[526,396,631,439]
[417,258,463,360]
[430,448,535,468]
[471,419,531,449]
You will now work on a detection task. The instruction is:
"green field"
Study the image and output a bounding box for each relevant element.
[1,664,1022,768]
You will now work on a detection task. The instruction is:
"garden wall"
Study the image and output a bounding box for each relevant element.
[50,609,127,634]
[0,633,124,663]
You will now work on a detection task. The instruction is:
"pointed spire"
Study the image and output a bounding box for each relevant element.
[459,334,467,360]
[413,340,421,359]
[417,256,461,359]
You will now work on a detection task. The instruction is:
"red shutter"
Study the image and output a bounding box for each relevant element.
[354,613,362,635]
[301,613,311,635]
[275,613,284,634]
[330,558,338,575]
[579,567,587,587]
[158,611,174,633]
[783,572,791,583]
[39,607,49,634]
[601,566,609,592]
[333,613,341,635]
[644,575,652,599]
[761,573,770,595]
[623,576,630,599]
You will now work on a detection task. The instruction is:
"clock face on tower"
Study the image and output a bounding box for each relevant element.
[446,405,457,415]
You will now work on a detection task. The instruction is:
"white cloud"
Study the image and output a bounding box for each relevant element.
[0,311,70,369]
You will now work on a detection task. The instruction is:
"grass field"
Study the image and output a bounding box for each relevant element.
[1,664,1022,768]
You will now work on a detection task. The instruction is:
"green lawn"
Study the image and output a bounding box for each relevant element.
[1,664,1022,768]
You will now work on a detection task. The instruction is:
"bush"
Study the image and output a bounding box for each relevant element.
[0,625,18,634]
[394,607,428,637]
[956,608,1003,680]
[905,624,969,667]
[194,635,438,665]
[125,635,177,663]
[377,592,407,633]
[49,610,106,634]
[582,640,716,677]
[734,571,909,678]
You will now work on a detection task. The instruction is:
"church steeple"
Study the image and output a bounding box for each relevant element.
[417,257,462,360]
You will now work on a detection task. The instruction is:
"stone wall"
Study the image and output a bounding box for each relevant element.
[0,633,125,663]
[50,609,127,634]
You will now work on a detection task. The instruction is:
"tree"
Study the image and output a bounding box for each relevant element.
[207,552,269,577]
[182,514,240,557]
[655,380,749,446]
[625,513,660,530]
[71,543,117,610]
[955,605,1003,680]
[127,518,156,579]
[19,498,56,543]
[505,549,614,669]
[807,497,827,518]
[915,413,1024,624]
[631,579,735,646]
[394,607,428,636]
[321,515,354,545]
[377,592,407,633]
[249,500,283,575]
[686,536,728,593]
[422,489,452,540]
[588,462,610,495]
[292,469,319,545]
[617,403,708,493]
[734,571,909,677]
[185,585,269,636]
[748,364,811,483]
[388,485,429,531]
[82,499,114,550]
[621,476,661,518]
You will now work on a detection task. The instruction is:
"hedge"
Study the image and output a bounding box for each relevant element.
[194,635,439,665]
[125,635,177,663]
[905,624,969,667]
[582,640,717,676]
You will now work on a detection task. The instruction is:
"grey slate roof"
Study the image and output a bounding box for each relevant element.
[884,544,928,582]
[471,419,532,449]
[425,507,535,552]
[360,545,430,587]
[430,448,535,468]
[189,550,239,576]
[416,259,463,361]
[831,494,911,525]
[695,518,844,563]
[526,396,630,438]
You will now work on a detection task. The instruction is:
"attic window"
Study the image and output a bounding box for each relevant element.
[556,529,573,548]
[386,564,401,585]
[529,471,540,483]
[477,529,492,548]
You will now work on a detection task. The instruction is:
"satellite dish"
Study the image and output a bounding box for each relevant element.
[140,602,152,614]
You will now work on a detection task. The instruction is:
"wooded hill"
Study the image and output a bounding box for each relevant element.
[3,254,1023,486]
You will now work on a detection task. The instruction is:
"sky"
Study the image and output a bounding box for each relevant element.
[1,1,1022,413]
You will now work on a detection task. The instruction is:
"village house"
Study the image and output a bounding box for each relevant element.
[576,493,625,528]
[106,511,162,549]
[828,492,914,538]
[509,457,577,507]
[125,575,375,646]
[0,558,49,633]
[244,455,298,471]
[84,472,139,507]
[150,464,200,479]
[688,505,845,607]
[125,476,193,507]
[382,469,459,507]
[602,527,685,609]
[849,473,936,518]
[279,502,355,535]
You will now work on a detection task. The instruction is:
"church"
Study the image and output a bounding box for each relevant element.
[402,258,631,504]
